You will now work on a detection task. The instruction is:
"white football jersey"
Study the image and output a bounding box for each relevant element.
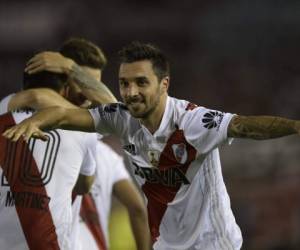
[71,140,130,250]
[89,96,242,250]
[0,94,97,250]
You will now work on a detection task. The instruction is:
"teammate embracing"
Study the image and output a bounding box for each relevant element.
[0,71,97,250]
[1,38,150,250]
[4,41,300,250]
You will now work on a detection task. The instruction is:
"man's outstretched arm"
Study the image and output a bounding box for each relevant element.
[228,115,300,139]
[2,107,95,142]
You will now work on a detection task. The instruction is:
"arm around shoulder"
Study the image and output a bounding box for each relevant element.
[8,88,76,111]
[2,107,96,142]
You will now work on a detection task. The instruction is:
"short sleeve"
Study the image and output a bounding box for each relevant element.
[111,153,130,185]
[0,94,15,115]
[88,103,130,137]
[79,134,97,176]
[183,107,235,154]
[95,142,130,185]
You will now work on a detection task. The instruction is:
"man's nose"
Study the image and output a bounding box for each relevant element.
[126,84,139,97]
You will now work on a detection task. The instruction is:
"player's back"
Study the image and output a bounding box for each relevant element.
[0,110,95,250]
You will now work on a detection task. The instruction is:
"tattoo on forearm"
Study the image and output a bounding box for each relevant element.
[70,64,113,94]
[228,115,296,140]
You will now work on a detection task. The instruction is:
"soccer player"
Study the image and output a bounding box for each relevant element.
[0,71,97,250]
[5,37,151,250]
[58,38,150,250]
[4,41,300,250]
[72,140,138,250]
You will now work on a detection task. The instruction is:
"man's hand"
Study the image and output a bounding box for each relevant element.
[2,119,48,142]
[25,52,74,75]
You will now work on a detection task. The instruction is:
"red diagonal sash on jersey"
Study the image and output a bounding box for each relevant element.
[80,193,107,250]
[0,113,60,250]
[142,129,197,243]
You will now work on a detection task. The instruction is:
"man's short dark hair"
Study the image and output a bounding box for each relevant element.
[118,41,170,81]
[60,37,107,70]
[23,71,68,92]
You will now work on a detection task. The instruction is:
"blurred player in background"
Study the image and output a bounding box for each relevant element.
[5,37,151,250]
[0,71,97,250]
[6,41,300,250]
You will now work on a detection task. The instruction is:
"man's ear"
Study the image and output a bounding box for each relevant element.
[161,76,170,93]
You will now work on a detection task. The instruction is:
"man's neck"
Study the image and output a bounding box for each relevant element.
[140,95,168,134]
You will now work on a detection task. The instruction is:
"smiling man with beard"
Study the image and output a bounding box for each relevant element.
[4,41,300,250]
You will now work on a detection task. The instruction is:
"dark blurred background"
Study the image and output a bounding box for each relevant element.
[1,0,300,249]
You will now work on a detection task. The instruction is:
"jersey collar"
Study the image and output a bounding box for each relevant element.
[141,96,173,138]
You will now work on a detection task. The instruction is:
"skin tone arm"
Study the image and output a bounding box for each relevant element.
[24,52,117,104]
[228,115,300,139]
[73,174,95,195]
[8,88,77,111]
[2,107,95,142]
[113,179,151,250]
[7,89,96,193]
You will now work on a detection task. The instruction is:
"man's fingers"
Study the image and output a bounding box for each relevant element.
[6,126,26,142]
[25,61,43,73]
[26,65,48,74]
[22,125,35,142]
[23,124,48,142]
[3,127,22,141]
[2,127,16,139]
[26,53,44,66]
[32,131,48,141]
[3,126,47,143]
[26,51,54,65]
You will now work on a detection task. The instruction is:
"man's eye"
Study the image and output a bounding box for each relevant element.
[137,79,148,85]
[120,81,128,87]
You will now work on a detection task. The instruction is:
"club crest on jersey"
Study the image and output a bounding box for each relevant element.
[172,143,188,164]
[147,150,160,167]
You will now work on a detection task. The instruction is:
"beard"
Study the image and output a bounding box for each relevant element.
[125,95,160,119]
[129,103,156,119]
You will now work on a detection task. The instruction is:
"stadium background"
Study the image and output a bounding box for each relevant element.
[0,0,299,249]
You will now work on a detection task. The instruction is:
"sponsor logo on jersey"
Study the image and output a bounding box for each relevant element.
[171,143,188,164]
[123,144,137,155]
[133,162,190,187]
[4,191,51,211]
[202,111,224,130]
[147,150,160,167]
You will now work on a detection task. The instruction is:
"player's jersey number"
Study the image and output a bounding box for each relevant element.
[1,131,61,187]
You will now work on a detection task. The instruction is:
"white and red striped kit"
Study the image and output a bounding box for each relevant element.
[89,96,243,250]
[71,141,130,250]
[0,95,96,250]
